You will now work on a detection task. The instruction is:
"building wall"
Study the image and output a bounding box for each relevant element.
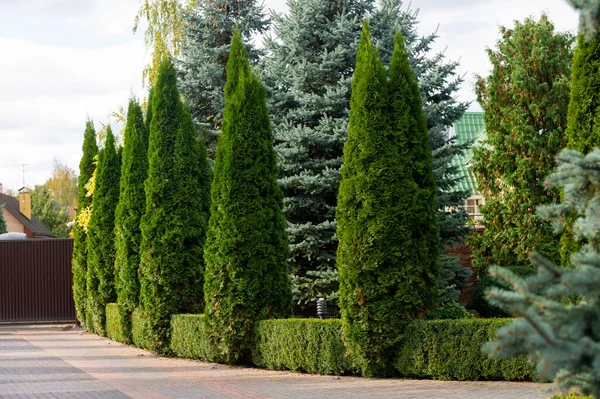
[465,194,484,227]
[2,208,25,234]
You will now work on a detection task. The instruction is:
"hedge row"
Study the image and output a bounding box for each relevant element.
[106,303,128,344]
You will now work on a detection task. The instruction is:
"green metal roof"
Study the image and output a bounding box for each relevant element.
[449,112,485,195]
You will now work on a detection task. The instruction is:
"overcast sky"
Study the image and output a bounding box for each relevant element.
[0,0,579,192]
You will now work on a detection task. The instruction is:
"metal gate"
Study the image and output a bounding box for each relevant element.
[0,239,75,323]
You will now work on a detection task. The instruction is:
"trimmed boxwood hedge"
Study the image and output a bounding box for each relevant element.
[253,319,355,375]
[131,308,152,351]
[105,303,127,344]
[394,319,535,381]
[170,314,217,361]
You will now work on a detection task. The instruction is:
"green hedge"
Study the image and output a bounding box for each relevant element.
[253,319,355,375]
[105,303,128,344]
[170,314,217,361]
[131,308,152,351]
[394,319,535,381]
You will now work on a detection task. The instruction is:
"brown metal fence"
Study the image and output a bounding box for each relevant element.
[0,239,76,323]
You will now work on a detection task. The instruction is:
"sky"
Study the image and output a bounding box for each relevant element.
[0,0,580,192]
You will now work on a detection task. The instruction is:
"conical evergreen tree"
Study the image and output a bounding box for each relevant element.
[203,30,292,364]
[114,99,149,342]
[73,120,98,326]
[86,126,121,335]
[177,0,269,158]
[138,57,211,354]
[0,204,7,234]
[469,16,572,276]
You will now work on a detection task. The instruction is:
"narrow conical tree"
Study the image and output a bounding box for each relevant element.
[114,99,149,342]
[138,57,211,354]
[73,121,98,326]
[203,30,292,364]
[86,126,121,335]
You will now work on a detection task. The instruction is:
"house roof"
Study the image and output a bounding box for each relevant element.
[449,112,486,195]
[0,193,54,238]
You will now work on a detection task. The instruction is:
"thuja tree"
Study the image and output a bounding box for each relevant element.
[337,26,439,378]
[203,30,292,364]
[114,99,149,342]
[486,149,600,397]
[264,0,469,311]
[86,126,121,335]
[138,57,211,354]
[72,121,98,325]
[469,16,572,276]
[560,33,600,267]
[0,204,6,234]
[177,0,268,157]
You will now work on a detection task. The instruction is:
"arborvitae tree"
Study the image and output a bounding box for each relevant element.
[486,149,600,397]
[176,0,269,157]
[72,121,98,326]
[560,33,600,267]
[86,126,121,335]
[138,57,211,354]
[203,30,292,364]
[469,16,572,277]
[264,0,470,311]
[114,99,149,343]
[0,204,6,234]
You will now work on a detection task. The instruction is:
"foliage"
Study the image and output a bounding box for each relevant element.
[105,303,127,344]
[395,319,535,381]
[469,15,573,276]
[337,26,439,377]
[264,0,470,312]
[138,57,211,354]
[72,121,98,326]
[30,186,70,238]
[43,159,77,219]
[86,126,121,335]
[114,99,149,344]
[203,30,292,365]
[253,319,354,375]
[0,203,6,234]
[131,308,152,350]
[428,301,474,320]
[566,0,600,40]
[177,0,268,158]
[485,149,600,397]
[170,314,217,361]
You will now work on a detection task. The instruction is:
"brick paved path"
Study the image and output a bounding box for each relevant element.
[0,326,553,399]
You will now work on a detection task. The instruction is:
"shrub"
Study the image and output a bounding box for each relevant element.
[105,303,127,344]
[253,319,355,375]
[170,314,216,361]
[429,301,474,320]
[394,319,534,381]
[131,308,152,351]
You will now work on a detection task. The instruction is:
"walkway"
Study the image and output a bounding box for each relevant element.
[0,326,553,399]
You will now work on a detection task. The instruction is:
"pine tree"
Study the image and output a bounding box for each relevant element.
[560,33,600,267]
[338,25,439,378]
[203,30,292,364]
[176,0,269,157]
[114,99,149,342]
[485,149,600,397]
[72,121,98,326]
[264,0,470,312]
[469,15,572,276]
[138,57,211,354]
[0,204,6,234]
[86,126,121,335]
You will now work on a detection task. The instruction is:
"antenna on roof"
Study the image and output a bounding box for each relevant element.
[22,164,27,188]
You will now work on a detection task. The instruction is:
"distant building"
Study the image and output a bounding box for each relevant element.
[448,112,486,226]
[0,187,54,238]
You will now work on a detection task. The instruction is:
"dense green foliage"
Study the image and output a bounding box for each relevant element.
[138,57,211,354]
[177,0,268,157]
[105,303,127,344]
[131,308,151,350]
[114,99,149,343]
[86,126,121,335]
[73,121,98,326]
[469,16,572,276]
[30,186,70,238]
[170,314,217,361]
[264,0,469,312]
[0,203,6,234]
[253,319,354,375]
[337,26,438,377]
[395,319,534,381]
[486,149,600,397]
[203,31,292,365]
